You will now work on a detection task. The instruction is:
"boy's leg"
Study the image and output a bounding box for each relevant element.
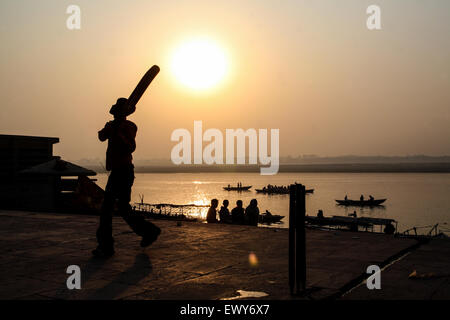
[117,168,160,240]
[95,172,116,255]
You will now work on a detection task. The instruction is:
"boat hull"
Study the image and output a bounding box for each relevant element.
[335,199,386,206]
[258,214,284,224]
[223,186,252,191]
[256,188,314,195]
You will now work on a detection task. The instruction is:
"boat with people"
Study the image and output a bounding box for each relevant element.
[255,188,289,194]
[223,185,252,191]
[256,184,314,195]
[335,199,386,206]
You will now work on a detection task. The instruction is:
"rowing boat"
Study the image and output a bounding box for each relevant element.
[258,214,284,224]
[335,199,386,206]
[256,188,314,194]
[223,186,252,191]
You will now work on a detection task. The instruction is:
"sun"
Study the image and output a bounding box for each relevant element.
[170,38,229,91]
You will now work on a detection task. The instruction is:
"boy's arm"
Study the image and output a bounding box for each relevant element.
[116,123,137,153]
[98,122,113,141]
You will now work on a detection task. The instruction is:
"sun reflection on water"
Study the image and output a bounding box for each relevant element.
[191,195,209,219]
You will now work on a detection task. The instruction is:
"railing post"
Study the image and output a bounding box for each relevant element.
[289,183,307,295]
[296,184,306,293]
[289,185,296,295]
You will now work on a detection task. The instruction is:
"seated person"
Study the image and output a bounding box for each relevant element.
[206,199,219,223]
[245,199,260,226]
[218,200,231,223]
[317,209,324,219]
[231,200,245,224]
[384,223,395,235]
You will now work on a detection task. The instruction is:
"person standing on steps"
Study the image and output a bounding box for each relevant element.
[93,97,161,258]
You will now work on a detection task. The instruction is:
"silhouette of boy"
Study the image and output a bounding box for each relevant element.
[231,200,245,224]
[93,97,160,258]
[245,199,260,226]
[206,199,219,223]
[218,199,231,223]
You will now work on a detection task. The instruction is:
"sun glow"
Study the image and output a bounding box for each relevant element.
[170,38,229,91]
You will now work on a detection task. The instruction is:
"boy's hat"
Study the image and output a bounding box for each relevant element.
[109,98,136,117]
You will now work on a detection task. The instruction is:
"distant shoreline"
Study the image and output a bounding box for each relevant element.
[87,162,450,174]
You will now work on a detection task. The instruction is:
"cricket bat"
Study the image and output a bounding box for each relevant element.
[126,65,160,114]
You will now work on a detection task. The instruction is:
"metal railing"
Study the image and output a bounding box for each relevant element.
[402,223,441,237]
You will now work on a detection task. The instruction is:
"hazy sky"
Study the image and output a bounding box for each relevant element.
[1,0,449,162]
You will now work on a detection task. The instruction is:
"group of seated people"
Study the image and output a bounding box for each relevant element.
[206,199,260,226]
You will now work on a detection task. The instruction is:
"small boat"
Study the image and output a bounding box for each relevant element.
[258,212,284,224]
[306,215,372,229]
[223,185,252,191]
[255,188,314,195]
[256,188,289,194]
[305,214,397,233]
[335,199,386,206]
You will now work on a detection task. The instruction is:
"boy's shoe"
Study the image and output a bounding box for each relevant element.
[140,227,161,248]
[92,247,115,258]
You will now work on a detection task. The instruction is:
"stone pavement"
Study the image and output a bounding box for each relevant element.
[1,210,446,300]
[343,238,450,299]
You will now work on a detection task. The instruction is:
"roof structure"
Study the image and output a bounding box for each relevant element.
[20,158,96,176]
[0,134,59,144]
